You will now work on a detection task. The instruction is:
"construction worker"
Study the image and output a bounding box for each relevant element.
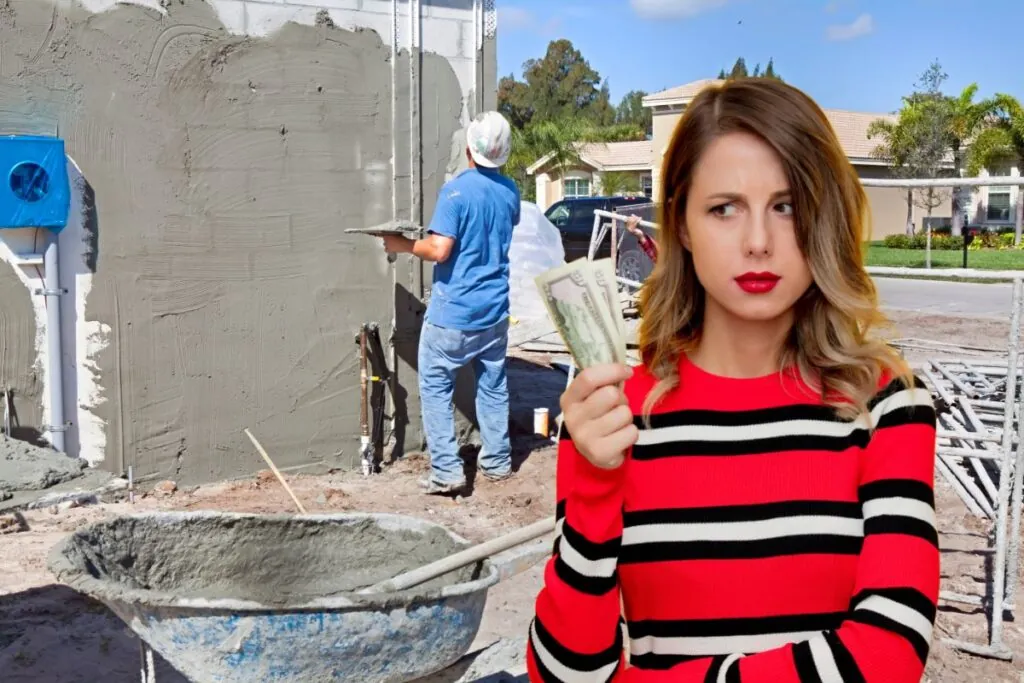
[382,111,519,495]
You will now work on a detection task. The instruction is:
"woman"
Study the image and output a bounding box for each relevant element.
[527,78,938,682]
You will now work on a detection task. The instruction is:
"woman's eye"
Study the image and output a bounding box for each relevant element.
[711,203,736,217]
[775,202,794,216]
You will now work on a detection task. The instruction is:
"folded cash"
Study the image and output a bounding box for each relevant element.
[534,258,627,369]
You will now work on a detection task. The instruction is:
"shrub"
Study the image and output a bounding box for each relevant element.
[881,233,962,250]
[883,234,910,249]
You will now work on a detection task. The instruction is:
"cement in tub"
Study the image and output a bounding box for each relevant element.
[47,510,549,682]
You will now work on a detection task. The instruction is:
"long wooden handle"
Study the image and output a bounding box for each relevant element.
[359,515,557,594]
[244,428,308,515]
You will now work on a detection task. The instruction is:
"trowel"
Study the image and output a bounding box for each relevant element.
[345,220,425,263]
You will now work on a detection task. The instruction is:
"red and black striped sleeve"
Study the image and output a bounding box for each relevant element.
[616,375,940,682]
[527,427,628,682]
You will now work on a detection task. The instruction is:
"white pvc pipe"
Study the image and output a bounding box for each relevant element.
[859,176,1024,188]
[43,231,65,452]
[593,209,658,230]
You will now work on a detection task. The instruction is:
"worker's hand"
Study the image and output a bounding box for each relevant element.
[560,364,637,470]
[624,215,644,238]
[381,234,411,254]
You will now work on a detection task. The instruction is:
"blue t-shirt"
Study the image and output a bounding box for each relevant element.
[424,167,521,331]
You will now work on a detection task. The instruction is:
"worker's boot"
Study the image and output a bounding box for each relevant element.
[418,476,467,495]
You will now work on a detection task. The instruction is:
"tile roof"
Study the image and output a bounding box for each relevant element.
[643,79,723,104]
[579,140,652,169]
[643,79,895,160]
[824,109,895,159]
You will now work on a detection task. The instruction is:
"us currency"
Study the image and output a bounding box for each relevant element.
[590,258,627,346]
[534,260,626,369]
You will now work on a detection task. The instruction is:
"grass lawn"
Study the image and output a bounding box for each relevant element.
[864,244,1024,271]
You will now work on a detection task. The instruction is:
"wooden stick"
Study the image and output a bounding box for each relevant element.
[359,515,556,594]
[243,428,308,514]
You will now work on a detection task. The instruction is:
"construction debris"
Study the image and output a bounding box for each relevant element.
[893,300,1024,662]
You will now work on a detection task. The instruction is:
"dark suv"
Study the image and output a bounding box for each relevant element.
[544,196,653,262]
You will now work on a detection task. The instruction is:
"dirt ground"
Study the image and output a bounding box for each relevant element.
[1,310,1024,681]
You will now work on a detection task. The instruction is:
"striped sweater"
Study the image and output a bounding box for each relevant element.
[527,356,939,682]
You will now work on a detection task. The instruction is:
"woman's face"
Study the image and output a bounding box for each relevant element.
[682,131,814,325]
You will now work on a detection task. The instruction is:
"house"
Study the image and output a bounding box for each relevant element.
[527,140,654,210]
[530,78,1021,237]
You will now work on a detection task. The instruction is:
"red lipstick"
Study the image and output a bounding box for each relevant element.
[734,271,781,294]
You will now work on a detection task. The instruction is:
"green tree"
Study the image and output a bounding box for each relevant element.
[615,90,652,135]
[908,61,997,235]
[718,57,782,81]
[968,94,1024,243]
[868,108,949,267]
[497,75,532,129]
[503,118,647,200]
[590,80,617,127]
[522,40,605,123]
[599,171,642,197]
[729,57,748,79]
[869,95,953,238]
[498,39,624,128]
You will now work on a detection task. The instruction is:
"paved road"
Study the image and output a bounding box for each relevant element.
[874,277,1013,319]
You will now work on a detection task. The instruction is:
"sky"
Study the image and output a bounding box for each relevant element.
[496,0,1024,115]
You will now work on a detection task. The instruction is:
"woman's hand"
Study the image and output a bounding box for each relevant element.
[560,364,638,470]
[623,215,644,238]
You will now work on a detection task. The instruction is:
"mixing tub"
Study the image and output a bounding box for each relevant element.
[47,511,542,683]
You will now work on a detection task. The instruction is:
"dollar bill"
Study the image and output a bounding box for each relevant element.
[590,258,627,346]
[534,260,626,369]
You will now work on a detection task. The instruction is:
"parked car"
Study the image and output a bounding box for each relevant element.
[544,195,653,262]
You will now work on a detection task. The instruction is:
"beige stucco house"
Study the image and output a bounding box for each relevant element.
[531,78,1020,238]
[527,140,653,210]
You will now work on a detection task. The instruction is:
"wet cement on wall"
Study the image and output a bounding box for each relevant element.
[0,261,43,442]
[0,0,466,484]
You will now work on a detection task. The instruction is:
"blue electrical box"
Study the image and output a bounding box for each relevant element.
[0,135,71,232]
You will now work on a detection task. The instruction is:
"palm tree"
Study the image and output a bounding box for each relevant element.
[504,118,647,201]
[599,171,642,197]
[968,94,1024,243]
[505,118,590,201]
[943,84,999,235]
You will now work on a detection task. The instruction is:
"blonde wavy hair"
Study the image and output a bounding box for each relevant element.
[638,78,910,421]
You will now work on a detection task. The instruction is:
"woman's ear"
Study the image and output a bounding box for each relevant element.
[679,223,691,251]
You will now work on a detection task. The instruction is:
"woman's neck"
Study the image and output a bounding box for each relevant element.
[689,297,795,379]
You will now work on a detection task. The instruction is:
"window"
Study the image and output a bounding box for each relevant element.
[641,173,653,197]
[988,188,1011,222]
[564,177,591,198]
[546,203,570,225]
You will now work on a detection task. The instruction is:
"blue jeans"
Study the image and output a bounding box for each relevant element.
[418,319,511,483]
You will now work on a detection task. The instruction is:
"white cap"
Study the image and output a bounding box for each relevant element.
[466,111,512,168]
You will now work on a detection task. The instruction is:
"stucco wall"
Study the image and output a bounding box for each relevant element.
[0,0,498,485]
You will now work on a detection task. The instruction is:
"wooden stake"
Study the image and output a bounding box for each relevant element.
[243,428,308,514]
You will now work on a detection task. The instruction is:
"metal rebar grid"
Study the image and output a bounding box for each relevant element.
[911,278,1023,661]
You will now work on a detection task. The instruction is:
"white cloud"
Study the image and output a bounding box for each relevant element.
[631,0,731,20]
[498,6,533,30]
[498,6,563,35]
[825,13,874,41]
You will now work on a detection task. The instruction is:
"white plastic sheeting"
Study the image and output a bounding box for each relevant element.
[508,201,564,347]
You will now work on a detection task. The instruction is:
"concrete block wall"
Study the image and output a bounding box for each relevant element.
[0,0,499,485]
